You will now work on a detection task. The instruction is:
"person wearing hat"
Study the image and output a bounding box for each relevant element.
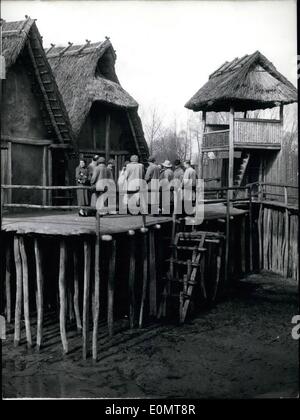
[107,158,115,180]
[173,159,184,182]
[145,156,160,214]
[87,154,100,181]
[160,160,174,182]
[159,160,174,214]
[76,157,89,216]
[183,159,197,205]
[125,155,145,213]
[90,156,108,211]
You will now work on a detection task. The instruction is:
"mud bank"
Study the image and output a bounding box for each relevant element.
[2,272,298,399]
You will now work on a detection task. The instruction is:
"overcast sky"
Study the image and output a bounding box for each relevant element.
[1,0,297,128]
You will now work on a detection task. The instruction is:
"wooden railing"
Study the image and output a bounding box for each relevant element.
[234,118,282,147]
[202,119,283,150]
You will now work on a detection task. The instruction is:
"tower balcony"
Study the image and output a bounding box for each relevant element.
[202,118,282,151]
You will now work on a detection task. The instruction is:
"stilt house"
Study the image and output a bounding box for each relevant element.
[47,38,149,181]
[185,51,298,197]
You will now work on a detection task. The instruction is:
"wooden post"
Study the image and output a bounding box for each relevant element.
[128,231,136,328]
[14,236,22,346]
[249,185,253,272]
[5,245,11,324]
[225,189,230,286]
[284,187,289,277]
[73,247,82,333]
[228,107,235,200]
[241,216,246,273]
[107,240,116,337]
[19,237,32,349]
[139,232,148,328]
[58,240,68,354]
[279,103,284,123]
[149,230,157,316]
[82,240,91,359]
[198,111,206,179]
[105,113,111,163]
[47,148,52,205]
[34,238,44,351]
[92,213,100,360]
[42,146,47,205]
[7,141,12,204]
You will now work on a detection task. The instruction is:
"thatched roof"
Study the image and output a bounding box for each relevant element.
[47,41,141,132]
[185,51,298,112]
[1,18,75,145]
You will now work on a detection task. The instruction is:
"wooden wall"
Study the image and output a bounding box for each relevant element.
[1,57,52,204]
[77,103,136,156]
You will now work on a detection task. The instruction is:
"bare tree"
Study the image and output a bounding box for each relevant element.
[144,105,164,154]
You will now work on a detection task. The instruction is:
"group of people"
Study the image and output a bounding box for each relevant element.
[75,154,197,216]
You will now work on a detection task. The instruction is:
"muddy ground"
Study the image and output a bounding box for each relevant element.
[2,272,299,399]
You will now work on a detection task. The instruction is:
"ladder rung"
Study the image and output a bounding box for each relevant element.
[169,245,206,251]
[166,259,201,267]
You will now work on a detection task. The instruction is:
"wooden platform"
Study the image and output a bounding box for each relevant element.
[1,213,172,236]
[1,204,247,236]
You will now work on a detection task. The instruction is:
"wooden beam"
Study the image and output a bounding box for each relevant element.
[73,247,82,333]
[5,245,11,324]
[107,240,117,337]
[149,230,157,316]
[128,232,136,328]
[92,213,100,360]
[83,240,91,359]
[7,141,12,204]
[105,113,111,163]
[14,236,23,347]
[228,107,235,199]
[34,238,44,351]
[42,146,47,205]
[139,232,148,328]
[58,240,68,354]
[19,237,32,348]
[47,148,52,205]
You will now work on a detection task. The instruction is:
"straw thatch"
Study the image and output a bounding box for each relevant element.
[1,18,75,144]
[1,18,35,69]
[47,41,148,157]
[185,51,298,112]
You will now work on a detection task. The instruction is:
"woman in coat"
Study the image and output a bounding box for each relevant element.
[75,158,89,215]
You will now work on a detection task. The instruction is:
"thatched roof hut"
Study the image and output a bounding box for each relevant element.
[185,51,297,112]
[47,39,148,164]
[1,18,75,145]
[1,18,75,204]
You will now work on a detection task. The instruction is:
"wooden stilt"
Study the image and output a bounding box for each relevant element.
[73,247,82,332]
[34,238,44,351]
[249,186,253,272]
[212,241,222,302]
[139,233,148,328]
[128,231,136,329]
[240,217,246,273]
[225,190,230,285]
[14,236,22,347]
[92,213,100,360]
[19,237,32,349]
[5,246,11,324]
[148,230,157,317]
[58,240,68,354]
[284,187,289,277]
[82,240,91,359]
[107,240,116,337]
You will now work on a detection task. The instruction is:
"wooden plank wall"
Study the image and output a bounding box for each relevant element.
[258,206,298,281]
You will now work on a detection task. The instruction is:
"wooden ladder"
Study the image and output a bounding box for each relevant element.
[26,30,73,144]
[158,231,207,323]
